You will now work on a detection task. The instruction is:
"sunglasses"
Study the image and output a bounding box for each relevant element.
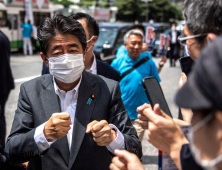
[178,34,208,46]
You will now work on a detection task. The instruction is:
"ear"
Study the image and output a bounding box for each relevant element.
[207,33,217,42]
[215,111,222,145]
[40,52,49,67]
[215,111,222,124]
[124,42,127,49]
[83,46,88,62]
[91,36,98,46]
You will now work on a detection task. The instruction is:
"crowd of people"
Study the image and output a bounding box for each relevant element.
[1,0,222,169]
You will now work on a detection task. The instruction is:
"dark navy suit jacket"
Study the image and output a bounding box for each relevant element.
[42,59,120,82]
[180,144,203,170]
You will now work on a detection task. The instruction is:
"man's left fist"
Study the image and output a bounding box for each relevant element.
[86,120,117,146]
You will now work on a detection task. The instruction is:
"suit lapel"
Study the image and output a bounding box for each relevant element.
[40,75,70,166]
[68,71,97,169]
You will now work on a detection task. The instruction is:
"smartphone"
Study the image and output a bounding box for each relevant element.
[179,57,194,75]
[142,77,172,117]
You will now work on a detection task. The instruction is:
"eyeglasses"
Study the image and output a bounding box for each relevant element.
[178,34,208,46]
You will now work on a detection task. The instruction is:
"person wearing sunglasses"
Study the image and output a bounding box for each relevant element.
[122,1,222,170]
[177,0,222,123]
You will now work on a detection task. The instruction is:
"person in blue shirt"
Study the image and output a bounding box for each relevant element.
[111,29,161,142]
[116,25,148,57]
[116,25,167,73]
[21,20,33,55]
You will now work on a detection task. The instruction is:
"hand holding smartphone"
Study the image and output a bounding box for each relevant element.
[142,77,173,118]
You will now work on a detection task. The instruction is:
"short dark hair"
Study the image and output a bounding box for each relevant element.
[183,0,222,36]
[37,14,86,56]
[69,13,99,37]
[28,20,31,24]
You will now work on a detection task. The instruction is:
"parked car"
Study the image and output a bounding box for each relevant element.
[94,22,171,63]
[94,22,133,63]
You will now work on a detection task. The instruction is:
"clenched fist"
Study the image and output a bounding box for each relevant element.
[86,120,117,146]
[44,112,72,141]
[110,150,145,170]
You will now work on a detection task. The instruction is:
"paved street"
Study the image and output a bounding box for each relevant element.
[5,53,182,170]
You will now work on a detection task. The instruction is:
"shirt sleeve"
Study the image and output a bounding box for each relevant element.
[34,122,56,153]
[110,59,117,69]
[106,124,125,154]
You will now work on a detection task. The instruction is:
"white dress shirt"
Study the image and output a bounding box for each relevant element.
[171,30,177,44]
[34,65,125,154]
[87,54,97,75]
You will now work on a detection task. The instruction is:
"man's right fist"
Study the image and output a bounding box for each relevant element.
[44,112,72,141]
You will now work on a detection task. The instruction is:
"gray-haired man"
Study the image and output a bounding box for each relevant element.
[111,29,161,142]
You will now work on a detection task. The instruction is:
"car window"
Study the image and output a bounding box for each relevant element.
[95,28,118,48]
[115,30,128,49]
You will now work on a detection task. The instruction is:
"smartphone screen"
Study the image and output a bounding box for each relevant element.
[179,57,194,75]
[142,77,172,117]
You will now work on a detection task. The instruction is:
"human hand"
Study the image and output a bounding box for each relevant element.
[158,55,167,67]
[86,120,116,146]
[137,103,152,129]
[142,43,148,52]
[142,104,188,153]
[44,112,72,141]
[173,118,190,126]
[178,73,187,89]
[22,162,29,169]
[109,150,145,170]
[142,104,188,170]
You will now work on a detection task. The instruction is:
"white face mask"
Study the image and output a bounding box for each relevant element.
[188,113,222,170]
[172,26,176,31]
[86,36,94,53]
[48,53,85,84]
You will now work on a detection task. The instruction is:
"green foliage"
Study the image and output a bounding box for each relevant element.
[115,0,183,22]
[114,0,146,22]
[50,0,74,8]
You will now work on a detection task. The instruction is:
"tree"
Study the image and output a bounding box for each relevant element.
[114,0,183,23]
[148,0,183,22]
[50,0,74,8]
[114,0,146,22]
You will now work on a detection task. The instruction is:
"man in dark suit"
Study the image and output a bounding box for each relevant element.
[42,13,120,82]
[0,21,14,154]
[5,15,141,170]
[169,23,181,67]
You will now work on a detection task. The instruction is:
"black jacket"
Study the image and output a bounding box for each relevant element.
[180,144,203,170]
[42,59,120,82]
[0,153,24,170]
[169,30,181,48]
[0,31,14,98]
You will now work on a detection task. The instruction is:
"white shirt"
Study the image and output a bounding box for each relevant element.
[34,76,125,154]
[87,54,97,74]
[32,26,37,39]
[171,30,177,44]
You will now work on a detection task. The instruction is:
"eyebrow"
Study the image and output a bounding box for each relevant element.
[51,45,61,52]
[67,43,79,48]
[51,43,80,52]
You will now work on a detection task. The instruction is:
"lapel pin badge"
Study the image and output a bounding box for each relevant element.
[87,94,95,105]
